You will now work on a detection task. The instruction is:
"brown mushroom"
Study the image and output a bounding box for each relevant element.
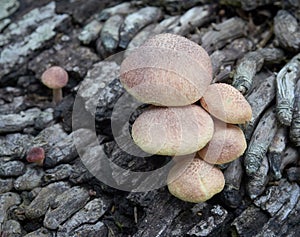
[132,105,214,156]
[41,66,69,104]
[198,119,247,164]
[26,147,45,166]
[200,83,252,124]
[167,156,225,203]
[120,33,212,106]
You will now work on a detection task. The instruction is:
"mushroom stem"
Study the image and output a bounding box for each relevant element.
[52,88,63,104]
[35,158,44,166]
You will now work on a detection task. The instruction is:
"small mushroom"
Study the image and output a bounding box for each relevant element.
[120,33,212,106]
[41,66,69,104]
[132,105,214,156]
[198,119,247,164]
[167,156,225,203]
[26,147,45,166]
[200,83,252,124]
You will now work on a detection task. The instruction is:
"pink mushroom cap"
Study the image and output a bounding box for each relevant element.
[26,147,45,166]
[41,66,69,89]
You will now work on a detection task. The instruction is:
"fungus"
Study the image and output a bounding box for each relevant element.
[132,105,214,156]
[26,147,45,166]
[41,66,69,104]
[200,83,252,124]
[120,33,212,106]
[118,33,251,203]
[167,156,225,203]
[198,119,247,164]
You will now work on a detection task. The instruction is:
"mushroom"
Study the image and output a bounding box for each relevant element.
[167,156,225,203]
[26,147,45,166]
[118,33,251,203]
[120,33,212,106]
[200,83,252,124]
[132,105,214,156]
[41,66,69,104]
[198,119,247,164]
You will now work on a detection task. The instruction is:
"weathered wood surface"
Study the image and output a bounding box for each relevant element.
[275,53,300,126]
[268,126,289,180]
[244,107,278,176]
[290,79,300,146]
[232,48,284,94]
[243,74,276,141]
[274,10,300,52]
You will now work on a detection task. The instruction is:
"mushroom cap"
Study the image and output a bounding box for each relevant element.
[41,66,69,89]
[132,105,214,156]
[198,119,247,164]
[120,33,212,106]
[200,83,252,124]
[26,147,45,165]
[167,157,225,203]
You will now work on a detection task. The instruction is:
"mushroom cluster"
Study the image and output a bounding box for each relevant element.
[120,33,252,203]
